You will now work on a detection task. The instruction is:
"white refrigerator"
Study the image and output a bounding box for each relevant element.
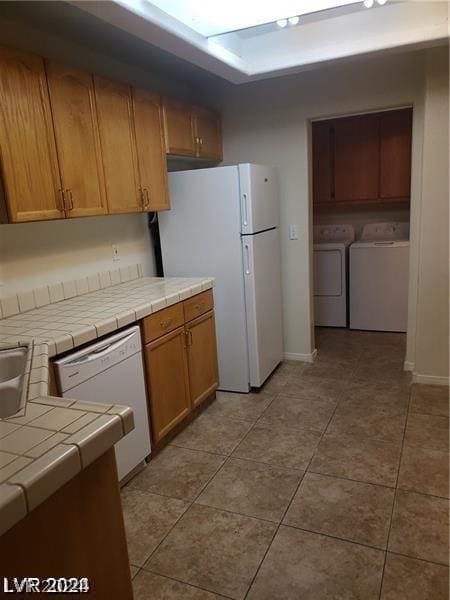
[159,164,283,393]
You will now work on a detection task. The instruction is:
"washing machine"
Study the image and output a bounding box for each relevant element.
[313,224,355,327]
[350,222,410,332]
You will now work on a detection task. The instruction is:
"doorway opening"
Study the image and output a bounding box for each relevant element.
[310,107,413,361]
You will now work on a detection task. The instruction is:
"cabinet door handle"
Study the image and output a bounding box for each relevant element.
[63,189,73,211]
[143,188,150,208]
[139,188,145,208]
[57,189,65,212]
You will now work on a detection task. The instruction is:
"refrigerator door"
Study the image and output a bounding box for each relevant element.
[239,164,279,234]
[242,228,283,387]
[159,166,251,392]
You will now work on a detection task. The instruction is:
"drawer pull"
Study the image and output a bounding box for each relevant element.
[194,302,205,311]
[160,318,173,329]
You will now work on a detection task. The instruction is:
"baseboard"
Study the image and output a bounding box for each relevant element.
[283,349,317,363]
[403,361,414,372]
[412,372,450,386]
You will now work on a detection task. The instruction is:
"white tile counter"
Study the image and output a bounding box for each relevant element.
[0,272,214,536]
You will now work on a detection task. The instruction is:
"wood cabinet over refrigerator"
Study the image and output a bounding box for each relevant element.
[142,290,219,444]
[312,108,413,209]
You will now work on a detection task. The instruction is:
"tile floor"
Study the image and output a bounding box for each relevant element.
[122,328,449,599]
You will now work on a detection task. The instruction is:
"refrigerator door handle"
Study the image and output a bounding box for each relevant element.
[242,193,249,228]
[244,243,251,275]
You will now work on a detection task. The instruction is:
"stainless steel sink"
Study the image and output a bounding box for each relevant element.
[0,347,28,418]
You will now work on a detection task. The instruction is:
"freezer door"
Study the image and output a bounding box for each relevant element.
[242,228,283,387]
[239,164,279,234]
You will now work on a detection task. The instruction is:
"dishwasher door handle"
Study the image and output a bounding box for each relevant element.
[65,331,136,365]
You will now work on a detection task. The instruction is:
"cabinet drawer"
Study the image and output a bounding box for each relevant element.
[142,302,184,343]
[184,290,214,323]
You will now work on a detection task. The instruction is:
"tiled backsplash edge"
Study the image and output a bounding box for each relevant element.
[0,263,143,320]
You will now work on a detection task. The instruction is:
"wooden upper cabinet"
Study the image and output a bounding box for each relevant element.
[46,63,107,218]
[312,121,333,204]
[186,310,219,408]
[194,107,222,160]
[334,113,380,203]
[133,89,170,212]
[0,46,63,222]
[94,77,142,214]
[379,108,412,200]
[162,98,196,156]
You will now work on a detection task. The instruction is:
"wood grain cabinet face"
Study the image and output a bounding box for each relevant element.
[312,120,333,205]
[334,113,380,203]
[379,108,413,200]
[46,62,107,218]
[0,46,63,222]
[186,310,219,408]
[194,107,223,160]
[94,77,142,214]
[162,98,196,156]
[144,326,191,443]
[133,89,170,211]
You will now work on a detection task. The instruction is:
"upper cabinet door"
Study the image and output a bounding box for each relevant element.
[312,121,333,204]
[94,77,142,214]
[334,114,379,202]
[162,98,196,156]
[46,63,107,218]
[194,107,222,160]
[0,46,63,222]
[379,108,412,201]
[133,89,170,212]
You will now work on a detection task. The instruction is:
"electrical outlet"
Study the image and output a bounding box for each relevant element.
[112,244,120,261]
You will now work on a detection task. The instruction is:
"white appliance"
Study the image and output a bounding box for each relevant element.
[313,224,355,327]
[159,164,283,393]
[350,222,410,332]
[54,326,151,481]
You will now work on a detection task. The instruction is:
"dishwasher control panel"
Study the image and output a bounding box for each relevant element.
[54,326,142,393]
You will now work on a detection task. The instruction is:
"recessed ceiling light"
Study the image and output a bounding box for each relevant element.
[377,0,387,4]
[276,18,288,28]
[288,16,300,25]
[363,0,374,7]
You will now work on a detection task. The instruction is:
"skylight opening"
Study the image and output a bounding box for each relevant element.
[149,0,364,37]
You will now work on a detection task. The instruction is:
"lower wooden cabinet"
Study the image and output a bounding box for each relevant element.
[142,292,219,444]
[186,311,219,408]
[144,326,191,443]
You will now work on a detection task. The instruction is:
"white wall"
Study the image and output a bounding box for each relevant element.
[0,215,156,295]
[412,47,449,383]
[207,51,426,362]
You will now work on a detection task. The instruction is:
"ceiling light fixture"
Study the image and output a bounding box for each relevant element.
[276,18,288,27]
[288,16,300,25]
[377,0,387,4]
[363,0,374,7]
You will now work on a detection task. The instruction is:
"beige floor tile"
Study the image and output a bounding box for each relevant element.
[284,473,394,548]
[121,487,188,567]
[326,404,407,443]
[129,446,225,501]
[405,413,449,452]
[341,380,410,409]
[281,377,344,403]
[196,457,302,522]
[353,359,411,385]
[259,370,289,394]
[389,490,449,565]
[309,432,402,487]
[301,363,356,382]
[398,445,449,498]
[171,412,253,456]
[205,391,274,423]
[381,553,449,600]
[146,504,276,600]
[130,565,140,580]
[246,526,384,600]
[410,384,449,417]
[232,424,321,471]
[257,395,336,433]
[133,570,226,599]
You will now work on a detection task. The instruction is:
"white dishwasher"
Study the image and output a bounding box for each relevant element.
[54,325,151,482]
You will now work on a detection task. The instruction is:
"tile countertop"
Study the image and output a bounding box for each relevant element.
[0,276,214,536]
